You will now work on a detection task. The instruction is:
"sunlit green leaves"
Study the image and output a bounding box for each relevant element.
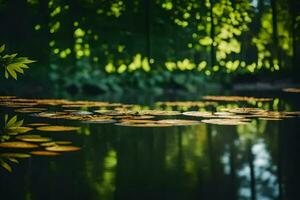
[0,159,12,172]
[4,56,34,79]
[0,44,35,80]
[0,153,31,172]
[0,44,5,53]
[3,115,33,135]
[4,115,23,129]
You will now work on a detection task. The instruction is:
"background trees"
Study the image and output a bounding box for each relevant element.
[0,0,299,94]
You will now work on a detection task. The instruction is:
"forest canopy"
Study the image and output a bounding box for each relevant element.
[0,0,299,93]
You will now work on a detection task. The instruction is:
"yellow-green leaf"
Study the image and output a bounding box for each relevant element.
[5,71,9,79]
[0,160,12,172]
[14,119,24,127]
[4,114,8,124]
[0,44,5,53]
[7,67,17,79]
[14,66,24,74]
[5,115,18,128]
[8,158,19,163]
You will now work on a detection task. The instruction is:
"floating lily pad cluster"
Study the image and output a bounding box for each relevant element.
[1,95,299,172]
[1,96,299,128]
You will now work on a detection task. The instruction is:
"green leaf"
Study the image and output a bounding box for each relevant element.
[1,46,34,79]
[5,70,9,79]
[0,160,12,172]
[21,64,29,69]
[0,44,5,53]
[16,57,35,64]
[14,66,24,74]
[8,158,19,164]
[4,114,8,124]
[14,119,24,127]
[0,135,10,142]
[5,115,18,128]
[10,53,17,59]
[7,67,17,79]
[3,56,33,79]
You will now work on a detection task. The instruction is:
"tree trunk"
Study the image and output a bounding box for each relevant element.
[145,0,151,59]
[290,0,297,79]
[39,0,50,64]
[271,0,280,69]
[209,0,216,68]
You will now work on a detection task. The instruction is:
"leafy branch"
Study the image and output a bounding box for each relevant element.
[4,114,23,129]
[0,153,21,173]
[0,114,26,173]
[0,44,35,80]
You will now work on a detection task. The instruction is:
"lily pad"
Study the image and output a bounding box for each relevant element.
[281,111,300,116]
[45,145,81,152]
[283,88,300,93]
[258,118,283,121]
[27,123,50,126]
[0,141,38,148]
[182,111,213,117]
[30,151,60,156]
[40,142,56,147]
[0,153,31,158]
[71,111,93,115]
[16,135,52,143]
[119,119,157,124]
[82,119,117,124]
[157,119,201,126]
[114,115,155,120]
[202,119,250,125]
[214,112,235,116]
[36,126,80,132]
[220,107,265,114]
[14,107,47,113]
[40,141,73,147]
[94,110,129,116]
[34,112,67,118]
[115,122,172,127]
[138,110,181,116]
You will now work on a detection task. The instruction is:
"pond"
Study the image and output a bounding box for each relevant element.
[0,91,300,200]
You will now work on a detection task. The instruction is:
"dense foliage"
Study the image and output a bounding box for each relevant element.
[0,0,299,93]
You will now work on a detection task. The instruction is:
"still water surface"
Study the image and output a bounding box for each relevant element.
[0,92,299,200]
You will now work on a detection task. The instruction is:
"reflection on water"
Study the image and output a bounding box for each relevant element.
[0,114,80,173]
[0,94,299,200]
